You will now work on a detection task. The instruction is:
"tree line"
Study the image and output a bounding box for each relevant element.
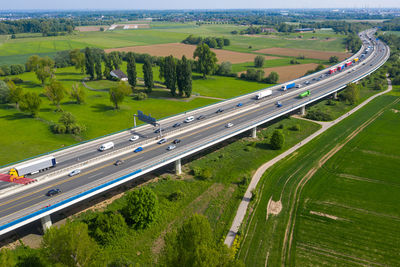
[182,35,230,49]
[0,18,74,35]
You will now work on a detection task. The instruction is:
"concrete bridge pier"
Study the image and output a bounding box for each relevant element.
[300,106,306,116]
[251,127,257,138]
[333,91,338,100]
[175,158,182,175]
[41,215,52,233]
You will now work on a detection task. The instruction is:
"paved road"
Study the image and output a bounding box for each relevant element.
[0,29,389,231]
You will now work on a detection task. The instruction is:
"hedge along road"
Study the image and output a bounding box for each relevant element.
[224,77,393,248]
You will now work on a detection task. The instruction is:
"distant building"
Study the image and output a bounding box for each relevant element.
[110,70,128,81]
[295,28,315,33]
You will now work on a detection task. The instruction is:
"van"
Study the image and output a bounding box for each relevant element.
[184,116,194,123]
[98,141,114,151]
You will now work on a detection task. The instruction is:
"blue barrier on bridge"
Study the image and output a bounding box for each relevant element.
[0,169,142,232]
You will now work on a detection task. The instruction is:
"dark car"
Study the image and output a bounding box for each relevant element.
[216,108,224,113]
[237,103,243,107]
[173,139,181,144]
[46,189,61,197]
[197,115,205,120]
[114,159,124,166]
[154,128,165,134]
[173,122,181,128]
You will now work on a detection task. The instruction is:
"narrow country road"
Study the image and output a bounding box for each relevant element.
[224,77,393,247]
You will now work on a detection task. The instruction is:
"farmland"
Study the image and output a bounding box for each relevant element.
[254,47,352,61]
[237,94,400,266]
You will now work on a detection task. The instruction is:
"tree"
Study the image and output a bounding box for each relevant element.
[126,52,137,91]
[270,130,285,150]
[29,57,55,85]
[161,214,243,267]
[94,55,102,80]
[70,83,86,104]
[20,92,41,117]
[193,43,217,79]
[217,61,232,76]
[143,59,154,93]
[25,55,40,72]
[109,82,130,109]
[7,81,23,109]
[0,248,15,266]
[35,66,54,85]
[84,211,128,246]
[103,54,113,80]
[85,47,95,80]
[110,51,122,70]
[44,79,66,110]
[0,80,10,104]
[342,83,359,105]
[176,55,193,97]
[122,187,159,230]
[329,56,339,64]
[164,55,177,96]
[265,71,279,84]
[254,55,265,68]
[59,111,76,128]
[41,222,98,267]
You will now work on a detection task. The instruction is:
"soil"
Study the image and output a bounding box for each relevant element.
[105,43,281,64]
[266,197,282,220]
[238,63,321,83]
[254,47,352,61]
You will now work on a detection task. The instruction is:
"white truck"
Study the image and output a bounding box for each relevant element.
[9,156,57,177]
[98,141,114,152]
[255,89,272,100]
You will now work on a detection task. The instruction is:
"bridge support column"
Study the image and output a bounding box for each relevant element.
[251,127,257,138]
[333,91,338,100]
[175,158,182,175]
[300,106,306,116]
[41,215,52,233]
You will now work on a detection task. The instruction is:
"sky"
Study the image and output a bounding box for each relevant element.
[1,0,400,10]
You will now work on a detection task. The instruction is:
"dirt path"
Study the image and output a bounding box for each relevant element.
[224,78,393,249]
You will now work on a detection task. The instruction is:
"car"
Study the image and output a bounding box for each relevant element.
[167,145,176,151]
[316,78,321,81]
[197,115,205,120]
[304,81,310,85]
[158,138,167,144]
[276,101,282,107]
[114,159,124,166]
[129,135,139,141]
[134,147,143,153]
[69,169,81,177]
[312,78,316,81]
[184,116,195,123]
[154,128,165,134]
[173,122,181,127]
[173,139,181,144]
[295,84,302,88]
[46,189,61,197]
[216,108,224,113]
[226,123,234,128]
[237,103,243,107]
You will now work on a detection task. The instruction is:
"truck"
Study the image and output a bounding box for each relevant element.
[337,64,345,71]
[9,156,57,177]
[353,57,359,63]
[255,89,272,100]
[299,90,311,98]
[98,141,114,152]
[345,61,353,67]
[329,68,337,74]
[281,82,295,91]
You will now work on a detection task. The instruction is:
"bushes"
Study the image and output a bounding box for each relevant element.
[270,129,285,150]
[254,56,265,68]
[51,111,85,135]
[242,69,265,82]
[168,190,185,201]
[289,124,301,131]
[192,166,213,180]
[305,109,333,121]
[134,92,148,100]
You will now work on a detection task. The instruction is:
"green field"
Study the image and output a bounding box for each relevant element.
[238,94,400,266]
[72,115,320,265]
[231,58,328,73]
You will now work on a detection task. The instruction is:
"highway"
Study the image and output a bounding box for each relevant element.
[0,29,390,235]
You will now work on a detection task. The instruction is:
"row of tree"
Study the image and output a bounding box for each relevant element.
[159,55,193,97]
[0,64,25,76]
[182,35,230,49]
[0,18,74,35]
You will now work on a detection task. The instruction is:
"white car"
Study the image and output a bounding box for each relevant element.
[69,169,81,177]
[129,135,139,141]
[184,116,194,123]
[226,123,234,128]
[167,145,176,151]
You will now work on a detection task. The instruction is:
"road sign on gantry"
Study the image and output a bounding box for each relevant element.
[137,110,157,126]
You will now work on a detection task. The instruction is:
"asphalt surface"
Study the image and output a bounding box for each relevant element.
[0,30,389,228]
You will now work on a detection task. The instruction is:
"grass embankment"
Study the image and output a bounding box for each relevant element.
[72,116,320,265]
[238,94,400,266]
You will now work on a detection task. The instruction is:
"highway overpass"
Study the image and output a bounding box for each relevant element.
[0,29,390,236]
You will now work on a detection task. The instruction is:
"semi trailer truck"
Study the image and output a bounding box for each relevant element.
[281,82,296,91]
[9,156,57,177]
[255,89,272,100]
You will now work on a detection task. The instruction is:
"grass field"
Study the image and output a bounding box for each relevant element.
[231,58,328,73]
[237,94,400,266]
[71,115,320,265]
